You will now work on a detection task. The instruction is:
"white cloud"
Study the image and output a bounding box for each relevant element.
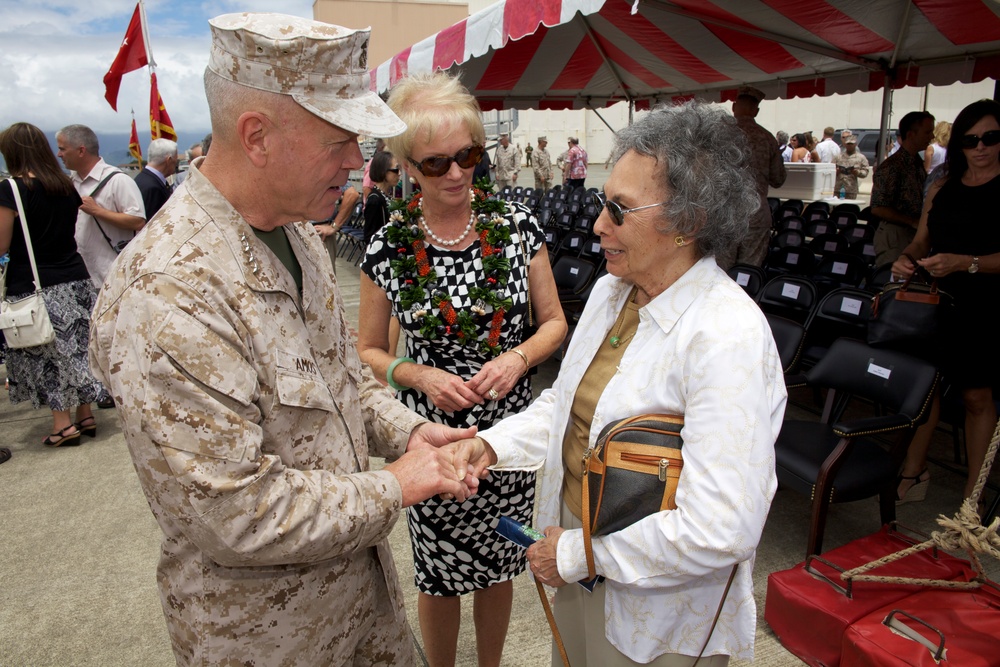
[0,0,315,134]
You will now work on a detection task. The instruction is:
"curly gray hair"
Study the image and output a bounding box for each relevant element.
[610,102,758,259]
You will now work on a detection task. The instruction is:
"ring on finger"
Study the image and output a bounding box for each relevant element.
[488,388,499,400]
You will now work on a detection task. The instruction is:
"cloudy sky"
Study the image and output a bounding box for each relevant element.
[0,0,315,137]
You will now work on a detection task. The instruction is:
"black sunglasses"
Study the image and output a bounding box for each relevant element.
[592,191,669,227]
[386,167,400,173]
[408,144,484,177]
[959,130,1000,149]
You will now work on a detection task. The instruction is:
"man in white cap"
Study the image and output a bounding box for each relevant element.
[88,13,478,666]
[718,85,786,269]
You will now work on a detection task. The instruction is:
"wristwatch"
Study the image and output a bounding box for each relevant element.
[969,256,980,273]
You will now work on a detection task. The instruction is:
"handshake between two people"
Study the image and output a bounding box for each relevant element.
[384,423,499,507]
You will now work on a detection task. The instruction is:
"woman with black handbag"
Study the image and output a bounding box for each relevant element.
[0,122,105,447]
[456,102,786,666]
[892,99,1000,505]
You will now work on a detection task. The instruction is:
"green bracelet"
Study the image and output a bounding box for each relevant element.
[386,356,415,392]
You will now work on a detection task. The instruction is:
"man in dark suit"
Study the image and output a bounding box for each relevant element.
[135,138,178,220]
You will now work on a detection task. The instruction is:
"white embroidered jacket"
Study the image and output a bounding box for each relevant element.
[481,256,786,662]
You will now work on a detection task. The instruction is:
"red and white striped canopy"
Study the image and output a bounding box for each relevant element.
[373,0,1000,110]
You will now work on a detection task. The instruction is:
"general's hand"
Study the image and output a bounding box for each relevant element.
[891,254,917,281]
[407,422,477,451]
[384,447,474,506]
[465,353,524,402]
[418,367,484,413]
[917,254,969,279]
[527,527,568,588]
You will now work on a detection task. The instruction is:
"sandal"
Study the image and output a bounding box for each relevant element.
[896,469,930,504]
[42,425,82,448]
[75,416,97,438]
[0,447,11,464]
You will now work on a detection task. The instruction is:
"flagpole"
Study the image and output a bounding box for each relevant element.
[138,0,156,69]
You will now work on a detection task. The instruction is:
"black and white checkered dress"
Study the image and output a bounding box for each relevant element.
[362,202,541,596]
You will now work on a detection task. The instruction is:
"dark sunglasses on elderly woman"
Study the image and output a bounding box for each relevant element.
[408,144,485,177]
[592,191,669,227]
[959,130,1000,149]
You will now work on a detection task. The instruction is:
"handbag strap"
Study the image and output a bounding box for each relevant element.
[86,170,133,252]
[582,457,598,579]
[535,579,571,667]
[534,559,738,667]
[5,178,44,294]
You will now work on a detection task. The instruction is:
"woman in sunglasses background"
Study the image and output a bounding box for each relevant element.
[358,71,567,667]
[459,102,785,666]
[362,150,400,246]
[893,99,1000,508]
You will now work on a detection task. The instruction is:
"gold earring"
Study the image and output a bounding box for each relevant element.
[674,236,685,247]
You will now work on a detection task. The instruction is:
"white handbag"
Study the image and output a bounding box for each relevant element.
[0,178,56,348]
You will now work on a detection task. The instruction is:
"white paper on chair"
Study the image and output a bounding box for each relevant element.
[840,297,862,315]
[867,362,891,380]
[781,284,801,299]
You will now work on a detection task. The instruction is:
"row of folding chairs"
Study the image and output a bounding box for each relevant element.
[333,201,367,265]
[723,265,946,554]
[770,198,870,226]
[732,270,874,373]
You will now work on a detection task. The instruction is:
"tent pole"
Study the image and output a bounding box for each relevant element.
[580,15,633,107]
[877,70,894,166]
[588,107,618,135]
[629,101,634,126]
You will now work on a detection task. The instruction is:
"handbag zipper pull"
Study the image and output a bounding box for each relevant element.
[659,458,668,482]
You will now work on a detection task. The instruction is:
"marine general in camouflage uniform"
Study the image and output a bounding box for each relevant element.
[88,13,477,667]
[533,136,553,191]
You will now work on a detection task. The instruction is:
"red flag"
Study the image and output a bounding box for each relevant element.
[149,73,177,141]
[129,118,143,163]
[103,4,148,111]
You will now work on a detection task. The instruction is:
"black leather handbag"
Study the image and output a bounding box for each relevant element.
[867,271,953,353]
[545,413,732,667]
[581,414,684,580]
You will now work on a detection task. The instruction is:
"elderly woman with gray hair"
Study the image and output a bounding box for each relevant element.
[459,102,787,666]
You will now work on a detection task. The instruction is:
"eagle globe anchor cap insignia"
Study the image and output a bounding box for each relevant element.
[207,12,404,138]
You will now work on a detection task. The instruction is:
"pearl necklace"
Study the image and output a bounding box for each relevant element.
[420,212,476,247]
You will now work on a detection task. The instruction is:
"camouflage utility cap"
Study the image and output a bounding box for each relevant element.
[737,85,765,103]
[208,13,405,138]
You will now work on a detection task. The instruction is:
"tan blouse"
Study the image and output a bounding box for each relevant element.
[561,287,640,519]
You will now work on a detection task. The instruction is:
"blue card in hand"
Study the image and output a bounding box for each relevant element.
[494,517,599,591]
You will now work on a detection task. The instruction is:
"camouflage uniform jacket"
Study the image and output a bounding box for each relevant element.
[533,147,553,183]
[736,116,787,229]
[495,143,520,181]
[88,159,426,666]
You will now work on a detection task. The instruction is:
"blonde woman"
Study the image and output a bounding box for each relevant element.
[924,120,951,174]
[357,72,566,666]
